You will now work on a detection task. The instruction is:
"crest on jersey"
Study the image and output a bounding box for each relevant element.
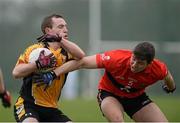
[100,54,110,61]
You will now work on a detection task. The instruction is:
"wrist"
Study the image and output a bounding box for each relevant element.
[163,84,176,93]
[53,69,59,77]
[0,90,6,98]
[0,89,5,94]
[170,85,176,93]
[51,70,57,79]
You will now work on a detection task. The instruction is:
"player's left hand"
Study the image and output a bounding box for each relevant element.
[33,71,57,90]
[162,84,176,93]
[0,90,11,108]
[37,33,62,42]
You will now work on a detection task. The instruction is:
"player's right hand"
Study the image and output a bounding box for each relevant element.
[35,50,56,69]
[0,90,11,108]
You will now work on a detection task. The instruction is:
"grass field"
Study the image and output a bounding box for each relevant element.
[0,95,179,122]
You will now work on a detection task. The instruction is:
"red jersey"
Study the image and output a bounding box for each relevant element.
[96,49,168,98]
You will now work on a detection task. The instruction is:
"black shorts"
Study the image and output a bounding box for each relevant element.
[14,99,71,122]
[97,89,152,118]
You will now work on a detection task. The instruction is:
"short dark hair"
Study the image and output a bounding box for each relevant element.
[133,42,155,64]
[41,14,64,34]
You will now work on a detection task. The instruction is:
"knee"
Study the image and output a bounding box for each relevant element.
[22,117,39,123]
[106,114,124,122]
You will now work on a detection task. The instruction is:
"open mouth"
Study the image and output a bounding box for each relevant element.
[64,34,68,39]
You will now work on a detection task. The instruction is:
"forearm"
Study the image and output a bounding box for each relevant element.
[164,71,176,90]
[0,69,5,93]
[53,55,98,77]
[60,38,85,59]
[53,60,82,76]
[12,63,37,79]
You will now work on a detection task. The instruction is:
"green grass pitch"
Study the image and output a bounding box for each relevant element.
[0,96,179,122]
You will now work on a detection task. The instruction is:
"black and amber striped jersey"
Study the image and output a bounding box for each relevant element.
[15,43,73,108]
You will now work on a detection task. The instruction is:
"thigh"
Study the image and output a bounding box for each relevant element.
[132,102,168,122]
[14,97,39,122]
[121,93,152,118]
[48,109,71,122]
[97,90,124,122]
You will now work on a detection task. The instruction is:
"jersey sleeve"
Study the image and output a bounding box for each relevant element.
[154,60,168,80]
[96,54,103,68]
[15,43,41,66]
[96,51,114,69]
[159,62,168,80]
[15,48,31,65]
[15,54,28,65]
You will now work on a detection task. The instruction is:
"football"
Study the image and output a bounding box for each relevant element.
[29,47,52,63]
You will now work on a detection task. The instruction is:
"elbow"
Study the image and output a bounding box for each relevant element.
[12,69,21,79]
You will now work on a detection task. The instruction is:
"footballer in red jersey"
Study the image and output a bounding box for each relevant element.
[96,49,168,98]
[35,42,176,122]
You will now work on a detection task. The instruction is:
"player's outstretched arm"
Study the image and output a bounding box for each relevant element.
[32,55,99,86]
[53,55,98,76]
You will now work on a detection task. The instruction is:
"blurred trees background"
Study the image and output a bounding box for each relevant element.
[0,0,179,98]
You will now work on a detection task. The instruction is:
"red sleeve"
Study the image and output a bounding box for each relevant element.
[153,59,168,80]
[96,54,103,68]
[96,50,131,71]
[96,51,113,69]
[159,62,168,80]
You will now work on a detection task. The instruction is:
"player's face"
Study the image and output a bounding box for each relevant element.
[50,17,68,39]
[130,55,148,73]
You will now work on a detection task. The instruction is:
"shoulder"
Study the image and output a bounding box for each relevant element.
[151,59,167,69]
[104,49,132,58]
[107,49,131,54]
[21,43,44,61]
[97,49,132,63]
[26,43,43,50]
[97,49,131,68]
[148,59,168,79]
[24,43,44,54]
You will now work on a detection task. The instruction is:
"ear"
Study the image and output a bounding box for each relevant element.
[45,27,51,34]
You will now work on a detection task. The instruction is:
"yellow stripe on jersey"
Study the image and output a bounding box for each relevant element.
[16,43,44,65]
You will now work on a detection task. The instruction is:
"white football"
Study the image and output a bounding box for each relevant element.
[29,48,52,63]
